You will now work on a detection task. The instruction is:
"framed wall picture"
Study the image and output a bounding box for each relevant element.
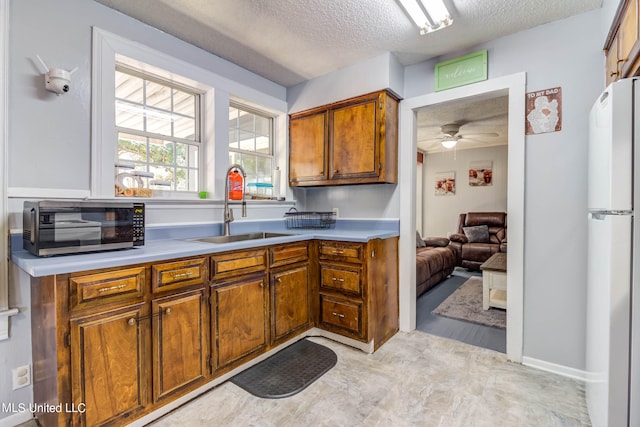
[434,172,455,195]
[469,160,493,186]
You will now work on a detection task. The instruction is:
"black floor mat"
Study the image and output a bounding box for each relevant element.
[230,339,337,399]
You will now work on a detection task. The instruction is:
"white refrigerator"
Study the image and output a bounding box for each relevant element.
[587,77,639,427]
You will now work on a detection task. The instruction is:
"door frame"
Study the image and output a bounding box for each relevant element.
[398,72,526,362]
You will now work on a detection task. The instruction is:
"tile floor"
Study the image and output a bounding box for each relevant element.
[149,331,591,426]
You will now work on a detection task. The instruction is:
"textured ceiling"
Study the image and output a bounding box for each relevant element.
[94,0,602,88]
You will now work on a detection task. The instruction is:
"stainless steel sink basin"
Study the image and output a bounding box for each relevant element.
[189,232,294,244]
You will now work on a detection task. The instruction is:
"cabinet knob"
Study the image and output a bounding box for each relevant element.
[128,318,136,326]
[165,308,172,315]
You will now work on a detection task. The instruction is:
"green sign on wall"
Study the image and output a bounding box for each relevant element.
[434,50,488,91]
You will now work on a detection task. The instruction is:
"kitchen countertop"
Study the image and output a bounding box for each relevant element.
[11,218,399,277]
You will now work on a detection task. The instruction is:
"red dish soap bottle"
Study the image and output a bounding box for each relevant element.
[228,168,244,200]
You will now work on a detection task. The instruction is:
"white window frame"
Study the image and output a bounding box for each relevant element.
[92,28,215,200]
[92,27,289,202]
[115,65,204,195]
[228,101,275,187]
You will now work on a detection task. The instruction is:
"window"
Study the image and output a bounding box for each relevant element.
[115,66,202,195]
[228,104,274,189]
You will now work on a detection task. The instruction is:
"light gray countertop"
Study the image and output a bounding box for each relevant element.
[11,219,399,277]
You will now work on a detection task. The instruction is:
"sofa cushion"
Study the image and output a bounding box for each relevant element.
[449,233,468,243]
[463,225,490,243]
[423,237,450,247]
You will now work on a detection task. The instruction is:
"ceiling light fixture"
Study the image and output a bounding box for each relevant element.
[441,138,457,149]
[398,0,453,35]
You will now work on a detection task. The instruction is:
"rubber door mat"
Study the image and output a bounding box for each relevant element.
[230,339,337,399]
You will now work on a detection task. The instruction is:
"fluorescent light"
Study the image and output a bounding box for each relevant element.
[441,139,457,149]
[398,0,452,35]
[422,0,451,27]
[398,0,429,28]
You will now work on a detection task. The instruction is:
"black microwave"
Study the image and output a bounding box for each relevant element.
[23,201,144,256]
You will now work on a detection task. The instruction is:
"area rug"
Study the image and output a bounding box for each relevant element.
[431,277,506,329]
[230,339,337,399]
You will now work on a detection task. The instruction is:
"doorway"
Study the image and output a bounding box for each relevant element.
[415,92,509,352]
[398,73,526,362]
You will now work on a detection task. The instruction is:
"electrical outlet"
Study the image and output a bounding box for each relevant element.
[12,364,30,390]
[332,207,339,218]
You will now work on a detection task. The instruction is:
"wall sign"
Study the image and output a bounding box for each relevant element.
[525,87,562,135]
[434,50,488,91]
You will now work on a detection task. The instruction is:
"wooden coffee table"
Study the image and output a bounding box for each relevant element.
[480,252,507,310]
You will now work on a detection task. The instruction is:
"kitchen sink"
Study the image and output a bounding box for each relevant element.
[189,232,294,244]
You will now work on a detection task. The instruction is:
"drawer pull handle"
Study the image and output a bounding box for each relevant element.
[332,277,345,282]
[98,284,127,293]
[333,250,344,255]
[332,312,345,318]
[172,271,194,279]
[128,318,136,326]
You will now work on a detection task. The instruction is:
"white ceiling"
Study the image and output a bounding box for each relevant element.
[94,0,602,88]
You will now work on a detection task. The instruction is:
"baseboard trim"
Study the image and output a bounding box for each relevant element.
[522,356,587,382]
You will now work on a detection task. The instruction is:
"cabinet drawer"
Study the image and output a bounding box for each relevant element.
[211,249,267,279]
[270,243,309,268]
[320,294,362,336]
[319,241,363,263]
[69,267,145,311]
[152,257,207,293]
[320,263,361,295]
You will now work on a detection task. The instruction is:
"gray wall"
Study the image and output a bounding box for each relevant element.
[407,10,603,370]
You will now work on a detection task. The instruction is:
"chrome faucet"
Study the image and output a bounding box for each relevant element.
[223,164,247,236]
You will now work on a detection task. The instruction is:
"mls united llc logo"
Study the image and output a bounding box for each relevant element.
[2,402,86,414]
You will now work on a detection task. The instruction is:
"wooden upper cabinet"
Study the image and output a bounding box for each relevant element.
[289,110,328,184]
[289,89,400,187]
[605,0,640,84]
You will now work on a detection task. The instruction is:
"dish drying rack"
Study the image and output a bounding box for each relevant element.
[284,208,336,229]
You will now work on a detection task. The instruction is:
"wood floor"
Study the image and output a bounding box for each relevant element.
[416,268,507,353]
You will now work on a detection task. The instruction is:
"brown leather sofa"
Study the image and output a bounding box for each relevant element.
[416,235,456,297]
[448,212,507,270]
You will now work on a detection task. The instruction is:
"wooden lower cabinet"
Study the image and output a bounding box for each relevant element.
[211,274,269,370]
[152,289,208,402]
[69,304,148,427]
[271,263,311,344]
[318,238,398,350]
[29,238,397,426]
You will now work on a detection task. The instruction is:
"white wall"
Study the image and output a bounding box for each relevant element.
[423,145,508,237]
[404,9,603,371]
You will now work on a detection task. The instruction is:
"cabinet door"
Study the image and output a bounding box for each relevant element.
[330,98,379,180]
[212,275,268,369]
[289,110,328,184]
[152,289,208,402]
[618,0,638,77]
[271,264,310,343]
[70,304,147,427]
[606,36,620,85]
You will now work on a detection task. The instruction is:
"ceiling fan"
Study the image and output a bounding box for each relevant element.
[426,123,499,149]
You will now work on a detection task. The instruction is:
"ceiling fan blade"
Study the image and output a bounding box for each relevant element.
[459,137,490,144]
[458,132,499,138]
